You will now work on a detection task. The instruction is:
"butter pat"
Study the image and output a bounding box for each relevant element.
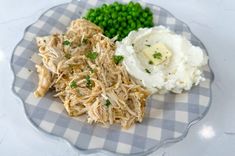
[143,42,172,65]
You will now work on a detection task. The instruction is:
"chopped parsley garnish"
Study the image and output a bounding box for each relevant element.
[148,60,153,65]
[70,80,77,88]
[153,52,162,59]
[88,66,94,73]
[63,40,71,46]
[132,43,135,47]
[113,55,124,65]
[85,75,93,89]
[145,68,151,74]
[145,44,151,47]
[105,99,111,107]
[64,53,71,59]
[83,38,88,44]
[86,52,98,61]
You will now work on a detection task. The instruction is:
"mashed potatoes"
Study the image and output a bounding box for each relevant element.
[116,26,208,93]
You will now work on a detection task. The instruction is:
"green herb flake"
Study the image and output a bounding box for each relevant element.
[86,52,98,61]
[145,44,151,47]
[88,66,94,73]
[148,60,153,65]
[64,53,71,59]
[153,52,162,59]
[113,55,124,65]
[63,40,71,46]
[105,99,111,107]
[85,75,93,89]
[145,68,151,74]
[83,38,88,44]
[70,80,77,88]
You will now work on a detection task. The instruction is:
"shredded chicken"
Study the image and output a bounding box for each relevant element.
[34,64,52,97]
[34,19,150,129]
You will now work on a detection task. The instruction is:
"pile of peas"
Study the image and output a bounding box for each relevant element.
[84,1,154,41]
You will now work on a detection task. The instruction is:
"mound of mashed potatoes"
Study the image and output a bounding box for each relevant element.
[116,26,208,94]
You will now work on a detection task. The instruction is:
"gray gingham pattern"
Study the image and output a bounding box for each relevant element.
[11,0,213,155]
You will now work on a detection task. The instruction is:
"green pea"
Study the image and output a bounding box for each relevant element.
[117,16,122,22]
[136,21,142,28]
[112,19,118,25]
[128,26,133,32]
[117,36,121,41]
[117,31,122,37]
[140,17,145,23]
[89,16,95,22]
[148,14,153,19]
[145,7,151,13]
[122,12,127,17]
[121,15,126,21]
[104,9,109,13]
[104,15,109,21]
[121,22,127,27]
[143,20,148,26]
[131,7,137,12]
[111,12,118,19]
[104,30,109,35]
[102,4,107,8]
[148,16,153,23]
[106,32,111,38]
[148,21,154,27]
[89,8,95,12]
[110,28,115,34]
[102,21,107,27]
[115,5,121,11]
[120,33,125,38]
[95,8,101,14]
[130,22,136,29]
[94,19,99,25]
[142,12,148,18]
[128,1,134,7]
[122,5,127,11]
[118,27,123,32]
[128,19,134,24]
[127,15,132,20]
[135,3,141,9]
[108,19,112,25]
[113,2,119,6]
[114,24,119,29]
[99,23,104,28]
[131,11,138,17]
[98,16,103,21]
[90,12,96,17]
[123,29,129,36]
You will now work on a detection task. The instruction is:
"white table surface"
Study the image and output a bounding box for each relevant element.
[0,0,235,155]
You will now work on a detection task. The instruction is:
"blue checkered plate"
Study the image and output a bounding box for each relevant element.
[11,0,214,155]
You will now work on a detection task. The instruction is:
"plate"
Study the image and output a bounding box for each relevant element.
[11,0,214,155]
